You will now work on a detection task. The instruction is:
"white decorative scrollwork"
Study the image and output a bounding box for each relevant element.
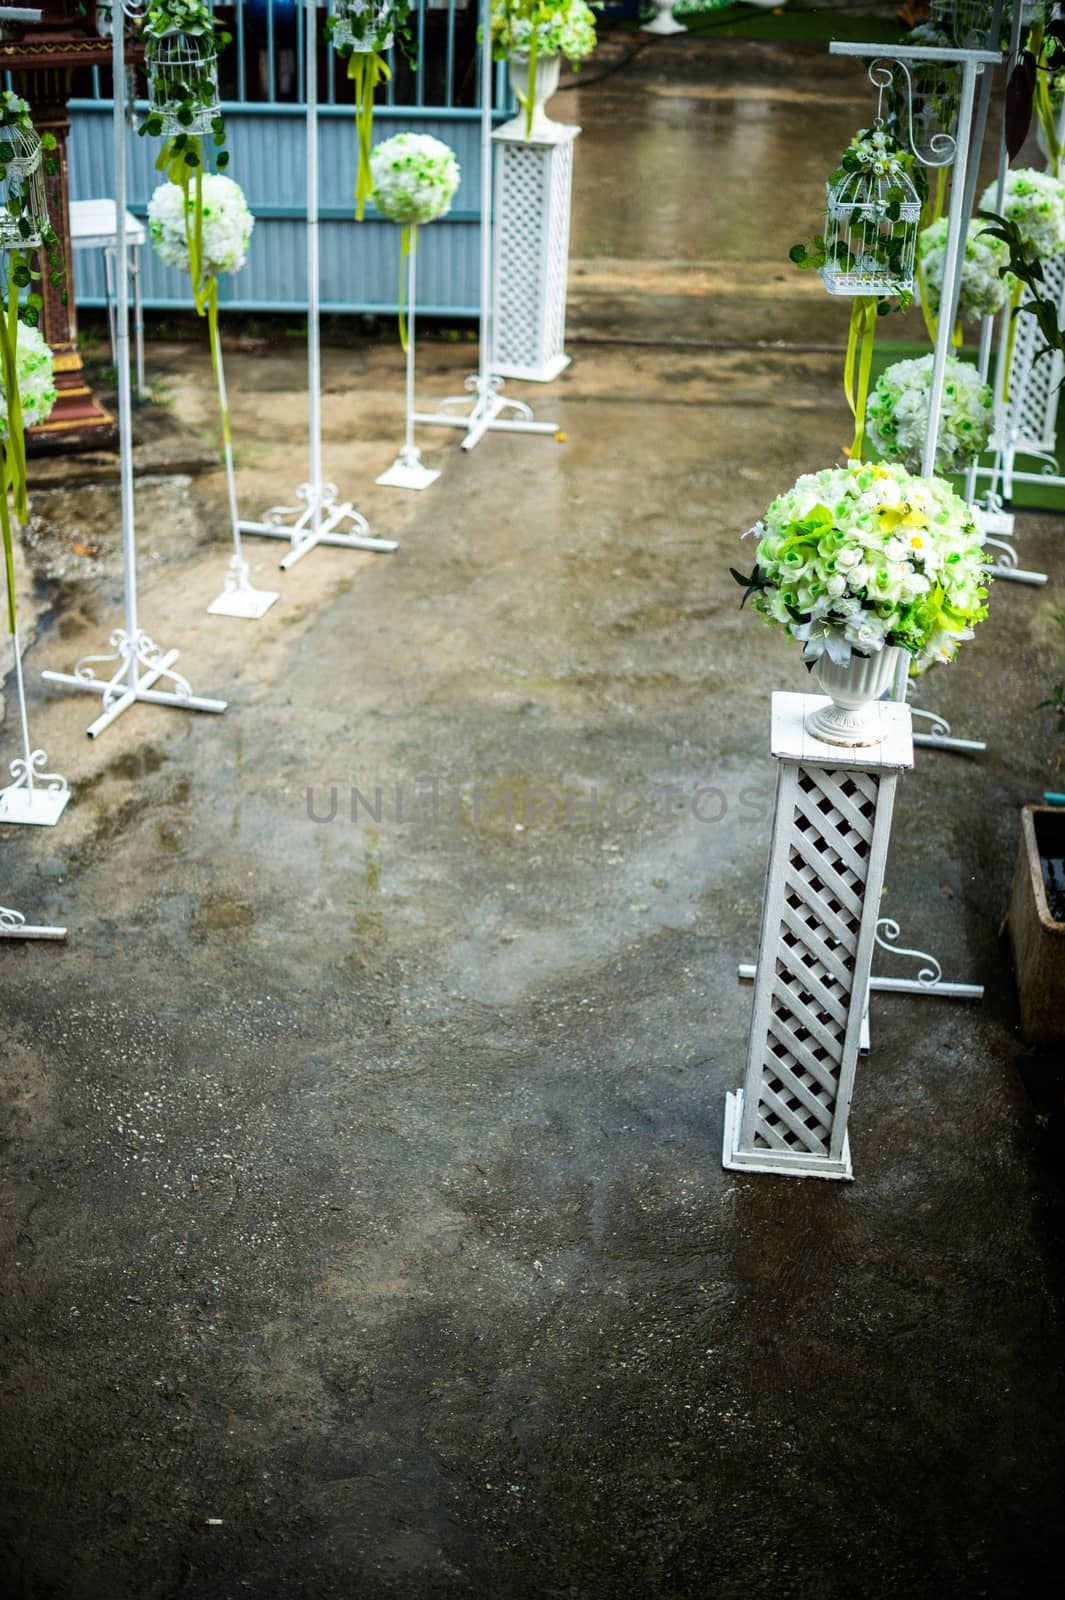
[6,749,69,797]
[869,58,959,169]
[874,917,944,987]
[0,904,27,932]
[73,628,193,708]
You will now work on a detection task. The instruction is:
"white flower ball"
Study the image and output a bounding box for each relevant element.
[0,322,57,441]
[979,168,1065,262]
[369,133,461,225]
[148,174,255,277]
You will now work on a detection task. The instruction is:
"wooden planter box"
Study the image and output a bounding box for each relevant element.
[1009,806,1065,1045]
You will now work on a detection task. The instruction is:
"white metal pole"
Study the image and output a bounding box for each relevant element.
[211,313,244,561]
[307,0,323,534]
[479,0,493,390]
[405,233,416,454]
[112,2,138,689]
[11,624,34,797]
[921,59,980,478]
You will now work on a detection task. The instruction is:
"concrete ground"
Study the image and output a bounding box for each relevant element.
[3,32,1064,1600]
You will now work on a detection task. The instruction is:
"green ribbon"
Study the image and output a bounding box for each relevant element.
[204,274,230,452]
[349,51,391,222]
[0,251,29,633]
[1002,278,1025,405]
[843,295,878,462]
[398,222,417,353]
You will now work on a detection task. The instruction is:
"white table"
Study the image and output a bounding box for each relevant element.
[69,198,146,397]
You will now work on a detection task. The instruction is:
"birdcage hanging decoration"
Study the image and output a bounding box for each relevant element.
[145,27,221,137]
[819,126,922,297]
[331,0,399,53]
[929,0,998,50]
[0,115,50,253]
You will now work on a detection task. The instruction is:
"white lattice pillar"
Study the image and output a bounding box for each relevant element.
[490,120,579,383]
[723,692,914,1181]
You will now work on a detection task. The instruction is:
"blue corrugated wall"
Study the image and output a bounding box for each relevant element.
[67,2,506,318]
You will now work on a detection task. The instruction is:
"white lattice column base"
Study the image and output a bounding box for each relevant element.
[490,119,579,384]
[723,693,914,1181]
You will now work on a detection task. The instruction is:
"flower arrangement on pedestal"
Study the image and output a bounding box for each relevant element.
[866,353,993,476]
[370,132,460,345]
[731,463,989,742]
[0,90,63,632]
[328,2,414,221]
[918,217,1017,327]
[489,0,598,140]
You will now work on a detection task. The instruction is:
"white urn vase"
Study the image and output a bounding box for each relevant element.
[805,646,900,747]
[644,0,687,35]
[509,52,563,138]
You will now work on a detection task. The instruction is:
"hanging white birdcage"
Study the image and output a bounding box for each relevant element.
[331,1,397,53]
[929,0,998,49]
[820,158,922,297]
[0,124,49,252]
[145,29,220,136]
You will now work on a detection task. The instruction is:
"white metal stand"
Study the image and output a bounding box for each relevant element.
[833,38,1000,759]
[41,3,227,736]
[376,232,439,492]
[490,117,579,383]
[724,693,914,1181]
[0,623,69,825]
[412,1,560,451]
[965,0,1052,588]
[0,902,66,940]
[206,317,279,616]
[238,0,397,566]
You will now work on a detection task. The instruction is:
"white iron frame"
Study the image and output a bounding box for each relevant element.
[41,1,227,735]
[238,0,398,566]
[412,0,560,451]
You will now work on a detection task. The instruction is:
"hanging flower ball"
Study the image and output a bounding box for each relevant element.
[919,217,1016,321]
[865,353,992,477]
[734,462,989,674]
[369,133,461,225]
[0,322,57,440]
[148,174,254,276]
[979,168,1065,262]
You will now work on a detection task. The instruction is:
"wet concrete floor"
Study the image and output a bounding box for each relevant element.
[2,31,1064,1600]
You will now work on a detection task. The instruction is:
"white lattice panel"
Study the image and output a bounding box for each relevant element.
[491,126,578,383]
[999,253,1065,461]
[723,694,913,1181]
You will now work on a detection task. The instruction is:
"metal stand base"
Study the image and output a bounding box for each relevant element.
[414,376,559,454]
[722,1090,853,1181]
[239,482,398,571]
[0,784,69,827]
[207,556,279,619]
[376,446,440,492]
[739,911,984,1005]
[973,504,1048,586]
[42,628,227,739]
[910,705,987,755]
[0,905,66,941]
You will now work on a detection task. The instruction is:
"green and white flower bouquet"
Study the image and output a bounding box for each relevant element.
[148,173,254,276]
[370,132,460,225]
[733,462,989,673]
[919,216,1017,321]
[979,167,1065,261]
[866,353,992,476]
[0,321,56,440]
[489,0,598,138]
